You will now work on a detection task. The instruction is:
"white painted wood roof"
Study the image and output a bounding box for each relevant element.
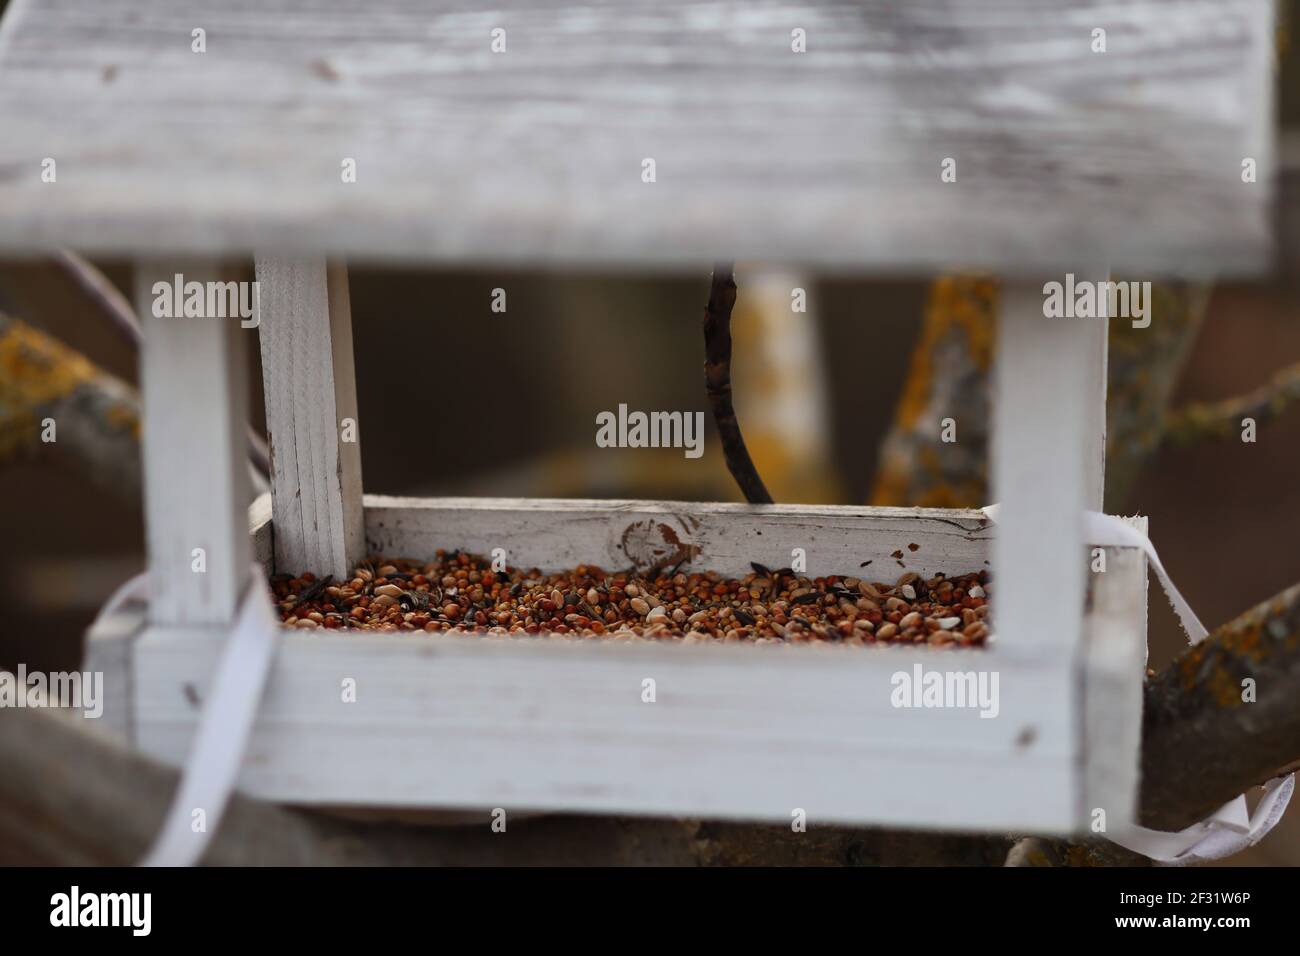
[0,0,1275,273]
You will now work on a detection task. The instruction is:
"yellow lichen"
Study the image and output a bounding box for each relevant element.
[0,317,102,459]
[891,276,997,432]
[1173,591,1300,709]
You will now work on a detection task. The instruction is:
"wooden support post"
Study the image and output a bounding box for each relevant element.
[992,280,1108,654]
[137,259,253,627]
[1081,277,1109,513]
[253,259,364,581]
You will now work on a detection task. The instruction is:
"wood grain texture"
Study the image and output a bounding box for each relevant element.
[363,495,994,579]
[135,625,1079,831]
[113,494,1150,832]
[249,490,274,570]
[255,258,364,579]
[1080,517,1147,830]
[1080,300,1109,513]
[81,602,143,742]
[0,701,1015,865]
[992,289,1103,653]
[137,259,252,626]
[0,0,1274,274]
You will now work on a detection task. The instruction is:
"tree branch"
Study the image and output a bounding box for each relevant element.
[1162,360,1300,448]
[1007,579,1300,865]
[702,263,772,504]
[0,313,141,500]
[871,278,1210,509]
[0,313,268,499]
[1139,580,1300,830]
[871,276,996,507]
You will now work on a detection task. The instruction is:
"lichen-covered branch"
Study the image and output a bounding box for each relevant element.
[1007,579,1300,865]
[871,276,995,508]
[1162,361,1300,448]
[1004,836,1151,867]
[871,277,1210,510]
[702,263,773,505]
[0,313,141,499]
[1139,580,1300,831]
[1102,282,1211,505]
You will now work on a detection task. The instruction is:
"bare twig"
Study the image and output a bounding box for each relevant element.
[702,263,772,505]
[50,249,142,345]
[1162,360,1300,447]
[49,250,272,479]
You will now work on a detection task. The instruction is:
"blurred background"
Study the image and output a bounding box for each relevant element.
[1,262,1297,862]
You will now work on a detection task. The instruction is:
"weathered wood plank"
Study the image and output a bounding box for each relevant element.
[992,293,1102,654]
[254,258,364,580]
[1081,516,1148,831]
[1080,284,1109,513]
[135,626,1078,831]
[81,602,143,742]
[363,495,994,580]
[0,700,1010,865]
[120,494,1148,832]
[137,259,253,626]
[249,490,274,572]
[0,0,1274,274]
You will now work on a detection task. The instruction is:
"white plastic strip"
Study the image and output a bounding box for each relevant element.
[1110,776,1295,865]
[982,504,1294,863]
[982,504,1207,643]
[136,567,279,867]
[91,570,150,629]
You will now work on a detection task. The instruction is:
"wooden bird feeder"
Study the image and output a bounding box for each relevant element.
[0,0,1278,833]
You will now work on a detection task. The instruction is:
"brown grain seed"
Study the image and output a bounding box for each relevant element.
[278,553,991,648]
